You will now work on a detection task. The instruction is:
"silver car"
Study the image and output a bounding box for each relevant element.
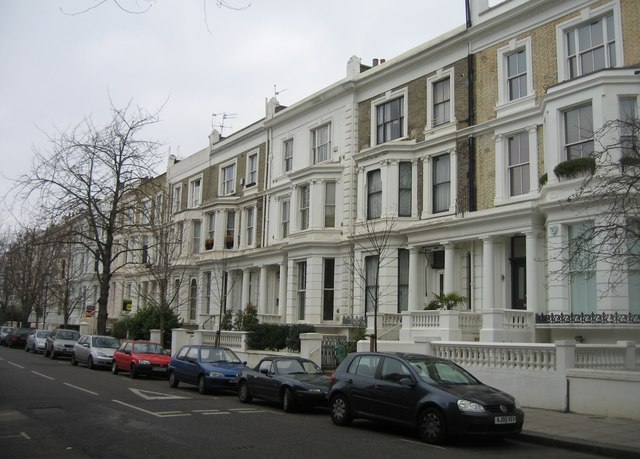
[25,329,51,353]
[71,335,120,369]
[44,328,81,359]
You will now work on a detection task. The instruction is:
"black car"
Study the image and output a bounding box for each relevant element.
[238,356,330,412]
[5,327,31,348]
[328,352,524,444]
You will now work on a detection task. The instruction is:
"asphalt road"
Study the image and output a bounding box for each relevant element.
[0,345,602,459]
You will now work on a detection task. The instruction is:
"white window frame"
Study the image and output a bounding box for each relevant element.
[281,199,290,239]
[494,126,538,206]
[172,184,182,213]
[556,2,623,82]
[245,150,258,187]
[311,123,331,164]
[497,37,534,112]
[140,199,151,224]
[563,103,594,160]
[324,181,336,228]
[371,88,408,145]
[154,193,163,223]
[299,184,310,230]
[207,212,216,242]
[189,176,202,208]
[192,220,201,254]
[422,148,457,218]
[507,131,531,197]
[220,161,237,196]
[245,206,256,247]
[426,68,455,130]
[283,138,293,173]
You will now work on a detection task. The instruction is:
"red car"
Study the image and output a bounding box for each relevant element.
[111,340,171,379]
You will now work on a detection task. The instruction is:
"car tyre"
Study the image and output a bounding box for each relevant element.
[71,354,78,366]
[329,394,352,426]
[238,381,252,403]
[169,371,179,388]
[87,357,94,370]
[111,361,119,375]
[418,407,447,444]
[198,375,208,395]
[130,364,138,379]
[282,388,296,413]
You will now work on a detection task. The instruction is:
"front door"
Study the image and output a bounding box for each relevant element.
[510,236,526,310]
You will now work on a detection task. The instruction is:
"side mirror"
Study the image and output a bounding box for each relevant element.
[260,368,269,375]
[398,377,415,387]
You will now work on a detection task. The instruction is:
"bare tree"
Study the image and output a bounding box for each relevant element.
[348,217,398,351]
[552,115,640,294]
[14,101,162,334]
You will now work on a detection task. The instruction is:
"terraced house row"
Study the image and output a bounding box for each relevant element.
[79,0,638,348]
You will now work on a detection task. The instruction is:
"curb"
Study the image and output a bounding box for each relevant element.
[517,431,640,458]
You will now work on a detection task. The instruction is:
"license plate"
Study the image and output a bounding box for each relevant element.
[495,416,516,424]
[153,367,167,372]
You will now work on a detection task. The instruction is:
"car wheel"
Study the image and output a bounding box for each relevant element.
[198,375,207,395]
[418,407,447,444]
[130,364,137,379]
[71,354,78,366]
[111,361,119,375]
[87,357,94,370]
[282,388,296,413]
[168,372,179,388]
[238,381,252,403]
[329,394,352,426]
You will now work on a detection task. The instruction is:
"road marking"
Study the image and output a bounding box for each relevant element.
[0,432,31,440]
[129,388,191,400]
[63,383,99,396]
[112,400,191,418]
[399,438,446,450]
[8,362,24,369]
[193,409,231,416]
[32,371,55,380]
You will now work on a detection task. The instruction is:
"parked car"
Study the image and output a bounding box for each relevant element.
[168,345,247,394]
[328,352,524,444]
[25,329,51,353]
[0,326,15,345]
[71,335,120,369]
[5,327,31,348]
[238,356,330,412]
[112,340,170,379]
[44,328,81,359]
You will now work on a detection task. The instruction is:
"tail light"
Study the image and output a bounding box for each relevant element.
[329,372,336,385]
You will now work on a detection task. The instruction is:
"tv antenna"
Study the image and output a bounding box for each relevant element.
[274,84,287,97]
[211,112,237,136]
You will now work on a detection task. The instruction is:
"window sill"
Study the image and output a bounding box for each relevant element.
[495,93,536,118]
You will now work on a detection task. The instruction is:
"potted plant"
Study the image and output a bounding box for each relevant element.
[204,238,214,250]
[553,157,596,180]
[224,235,234,249]
[424,292,466,310]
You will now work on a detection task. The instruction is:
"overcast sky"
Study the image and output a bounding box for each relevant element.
[0,0,466,228]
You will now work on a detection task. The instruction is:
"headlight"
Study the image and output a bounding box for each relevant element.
[457,399,485,413]
[96,351,107,357]
[207,371,224,378]
[514,398,522,410]
[138,360,150,365]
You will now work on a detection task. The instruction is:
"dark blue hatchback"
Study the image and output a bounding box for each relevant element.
[168,345,247,394]
[328,352,524,444]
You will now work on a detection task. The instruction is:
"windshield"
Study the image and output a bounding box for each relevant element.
[408,358,480,385]
[57,330,80,340]
[92,336,119,348]
[36,331,51,338]
[200,347,242,364]
[133,343,165,354]
[276,359,322,375]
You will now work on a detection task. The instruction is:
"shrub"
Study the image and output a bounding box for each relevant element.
[553,157,596,179]
[246,323,316,351]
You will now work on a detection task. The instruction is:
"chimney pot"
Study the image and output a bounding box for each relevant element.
[372,58,379,66]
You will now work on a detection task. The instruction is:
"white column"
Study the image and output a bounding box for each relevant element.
[278,262,287,318]
[259,265,268,315]
[411,159,419,219]
[444,242,456,294]
[525,230,541,313]
[241,269,250,310]
[289,185,298,233]
[357,167,365,222]
[422,155,432,218]
[527,125,539,193]
[385,159,397,218]
[408,246,421,310]
[482,237,495,309]
[494,133,505,205]
[309,179,321,229]
[214,210,224,249]
[449,148,457,213]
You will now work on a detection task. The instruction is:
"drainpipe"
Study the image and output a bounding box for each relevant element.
[467,51,477,212]
[465,0,472,28]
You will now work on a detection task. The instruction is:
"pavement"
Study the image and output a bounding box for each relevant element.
[517,407,640,458]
